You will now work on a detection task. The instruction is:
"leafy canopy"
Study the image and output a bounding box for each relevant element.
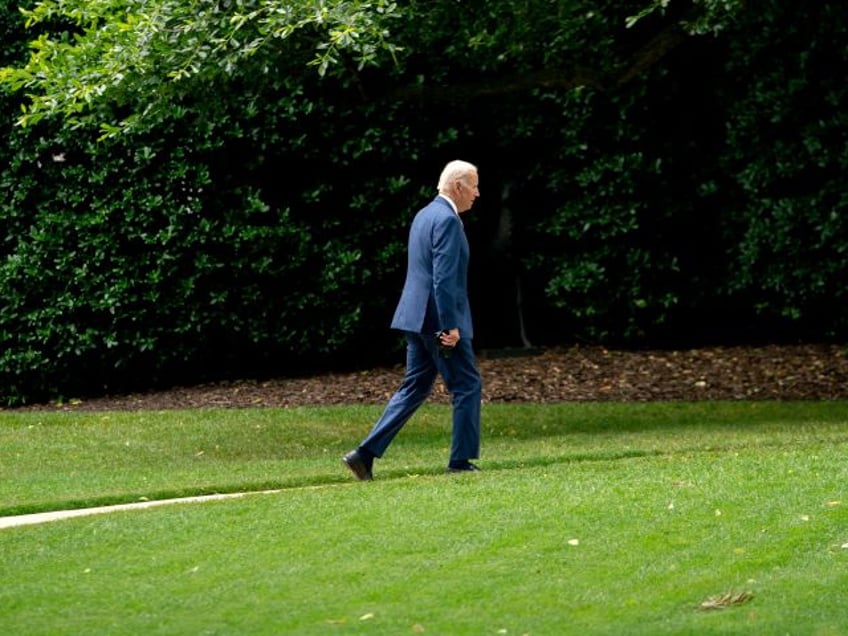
[0,0,401,136]
[0,0,745,137]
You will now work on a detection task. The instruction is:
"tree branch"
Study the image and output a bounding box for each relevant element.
[382,22,689,104]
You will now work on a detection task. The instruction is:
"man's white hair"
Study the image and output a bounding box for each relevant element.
[437,160,477,192]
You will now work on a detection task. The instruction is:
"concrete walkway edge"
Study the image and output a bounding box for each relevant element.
[0,489,283,530]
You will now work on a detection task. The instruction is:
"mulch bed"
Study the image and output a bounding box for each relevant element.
[12,344,848,412]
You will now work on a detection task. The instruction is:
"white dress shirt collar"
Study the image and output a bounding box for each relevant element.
[438,194,459,216]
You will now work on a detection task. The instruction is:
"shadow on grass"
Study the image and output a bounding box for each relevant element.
[1,449,662,518]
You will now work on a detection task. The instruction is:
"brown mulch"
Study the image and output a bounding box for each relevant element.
[13,344,848,412]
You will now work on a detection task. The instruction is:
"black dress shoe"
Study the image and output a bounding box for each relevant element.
[447,461,481,473]
[343,450,373,481]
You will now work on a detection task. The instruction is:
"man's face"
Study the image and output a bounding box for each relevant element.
[455,170,480,213]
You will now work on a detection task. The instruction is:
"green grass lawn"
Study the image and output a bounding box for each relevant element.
[2,401,847,635]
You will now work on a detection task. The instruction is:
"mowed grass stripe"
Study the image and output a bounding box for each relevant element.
[1,401,847,515]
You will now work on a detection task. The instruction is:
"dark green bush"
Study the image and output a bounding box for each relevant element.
[718,3,848,338]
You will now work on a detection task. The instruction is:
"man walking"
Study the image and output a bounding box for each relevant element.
[343,160,482,480]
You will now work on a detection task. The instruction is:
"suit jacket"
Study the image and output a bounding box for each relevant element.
[390,196,474,338]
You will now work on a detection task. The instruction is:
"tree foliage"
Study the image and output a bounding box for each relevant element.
[1,0,749,134]
[2,0,401,135]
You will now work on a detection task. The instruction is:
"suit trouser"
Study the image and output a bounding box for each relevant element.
[360,331,481,462]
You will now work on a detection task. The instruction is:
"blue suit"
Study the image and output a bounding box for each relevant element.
[359,196,482,463]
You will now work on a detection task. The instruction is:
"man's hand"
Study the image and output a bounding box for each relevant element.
[440,328,460,348]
